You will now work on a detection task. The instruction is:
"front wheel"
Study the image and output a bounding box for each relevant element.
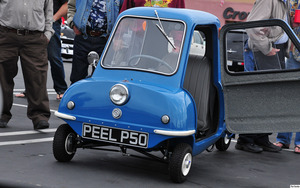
[53,124,77,162]
[169,143,193,183]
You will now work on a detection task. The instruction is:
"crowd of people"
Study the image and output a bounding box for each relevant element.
[0,0,299,154]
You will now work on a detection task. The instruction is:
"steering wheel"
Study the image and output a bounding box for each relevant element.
[128,54,173,72]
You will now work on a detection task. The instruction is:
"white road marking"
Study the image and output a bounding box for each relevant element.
[13,89,55,92]
[13,92,57,95]
[0,128,57,137]
[13,89,57,95]
[13,103,57,113]
[0,137,53,146]
[2,90,59,146]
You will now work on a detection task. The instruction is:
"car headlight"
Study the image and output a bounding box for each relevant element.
[110,84,129,105]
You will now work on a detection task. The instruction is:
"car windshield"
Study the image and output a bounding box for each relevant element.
[102,17,185,75]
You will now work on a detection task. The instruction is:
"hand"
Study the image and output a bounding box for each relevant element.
[73,26,82,35]
[259,27,270,35]
[266,48,280,56]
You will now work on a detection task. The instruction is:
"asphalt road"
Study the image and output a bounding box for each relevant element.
[0,60,299,188]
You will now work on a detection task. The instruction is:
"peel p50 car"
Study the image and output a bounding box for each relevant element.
[53,7,300,183]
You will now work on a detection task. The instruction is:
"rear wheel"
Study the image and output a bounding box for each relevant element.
[169,143,193,183]
[215,134,231,151]
[53,124,77,162]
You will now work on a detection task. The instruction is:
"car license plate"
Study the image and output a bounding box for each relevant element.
[82,123,149,148]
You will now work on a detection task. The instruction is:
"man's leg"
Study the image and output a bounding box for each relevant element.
[70,35,106,84]
[20,33,50,128]
[235,134,263,153]
[276,132,292,148]
[0,30,19,125]
[70,35,90,84]
[294,132,300,146]
[254,133,281,152]
[48,21,68,95]
[286,52,300,69]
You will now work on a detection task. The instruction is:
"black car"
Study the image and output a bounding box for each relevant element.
[61,23,75,59]
[226,29,248,72]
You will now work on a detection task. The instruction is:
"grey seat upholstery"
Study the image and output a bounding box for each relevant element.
[183,55,213,132]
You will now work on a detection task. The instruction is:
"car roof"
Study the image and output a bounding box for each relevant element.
[119,7,220,28]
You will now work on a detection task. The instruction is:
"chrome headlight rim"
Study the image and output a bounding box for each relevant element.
[109,84,129,105]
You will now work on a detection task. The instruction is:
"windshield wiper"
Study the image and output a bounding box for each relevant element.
[154,10,176,49]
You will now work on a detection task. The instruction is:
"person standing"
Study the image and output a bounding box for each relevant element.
[273,0,300,154]
[235,0,289,153]
[14,1,68,100]
[0,0,54,129]
[67,0,123,84]
[246,0,290,70]
[48,0,68,100]
[120,0,185,12]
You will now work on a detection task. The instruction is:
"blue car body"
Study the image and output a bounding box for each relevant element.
[54,7,241,183]
[57,7,225,155]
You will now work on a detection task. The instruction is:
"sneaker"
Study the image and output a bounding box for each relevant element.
[256,141,282,152]
[235,142,263,153]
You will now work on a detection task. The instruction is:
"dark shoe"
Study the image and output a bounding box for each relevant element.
[235,142,263,153]
[256,141,282,152]
[0,119,8,128]
[34,120,49,130]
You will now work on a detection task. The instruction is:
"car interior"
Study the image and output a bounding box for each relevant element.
[184,26,219,140]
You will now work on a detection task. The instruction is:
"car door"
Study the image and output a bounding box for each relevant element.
[220,19,300,134]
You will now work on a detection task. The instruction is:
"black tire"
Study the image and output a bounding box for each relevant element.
[169,143,193,183]
[53,124,77,162]
[215,135,231,151]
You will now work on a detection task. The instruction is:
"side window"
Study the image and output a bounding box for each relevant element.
[190,30,206,56]
[193,31,201,44]
[225,23,300,73]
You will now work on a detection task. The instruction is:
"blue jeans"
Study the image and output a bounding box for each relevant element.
[243,50,255,72]
[286,51,300,69]
[47,21,68,94]
[276,52,300,146]
[276,132,300,146]
[70,34,106,84]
